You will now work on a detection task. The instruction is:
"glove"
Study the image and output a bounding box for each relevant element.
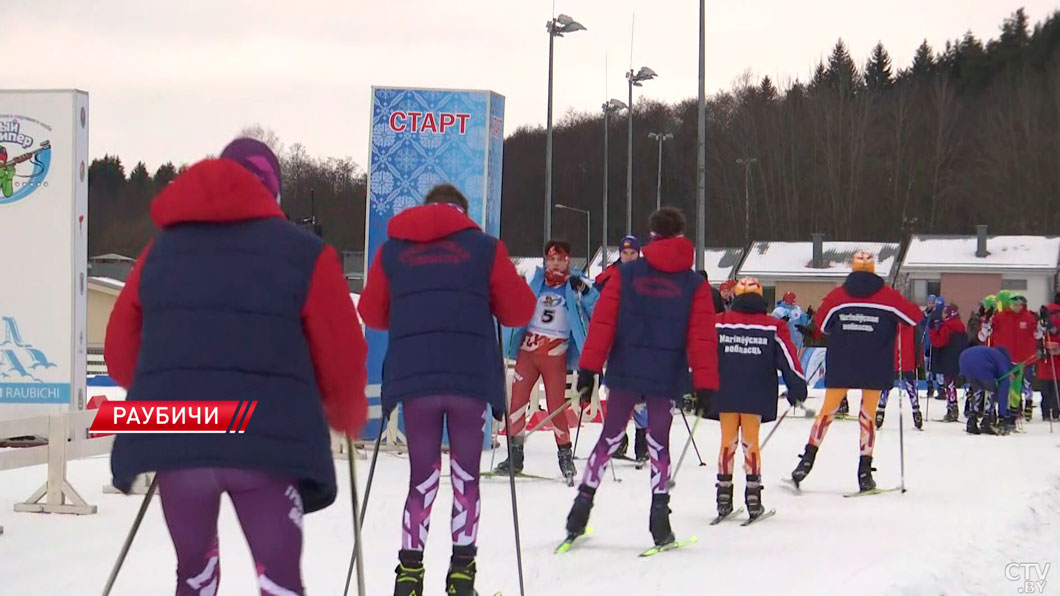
[781,315,791,322]
[570,276,589,295]
[805,306,815,317]
[693,389,714,417]
[786,391,805,408]
[985,307,995,319]
[576,369,597,406]
[795,323,813,337]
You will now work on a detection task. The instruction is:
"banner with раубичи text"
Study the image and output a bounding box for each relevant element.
[0,90,89,423]
[363,87,504,442]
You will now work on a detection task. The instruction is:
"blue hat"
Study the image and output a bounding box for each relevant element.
[927,294,937,303]
[619,235,641,253]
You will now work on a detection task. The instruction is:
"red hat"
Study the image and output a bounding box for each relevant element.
[720,279,736,292]
[783,292,797,304]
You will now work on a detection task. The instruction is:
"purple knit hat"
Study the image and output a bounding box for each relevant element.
[220,138,282,201]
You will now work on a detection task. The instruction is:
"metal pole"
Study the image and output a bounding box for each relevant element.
[744,161,750,247]
[656,137,663,210]
[627,74,634,236]
[545,29,555,244]
[585,211,591,275]
[695,0,706,271]
[603,108,609,261]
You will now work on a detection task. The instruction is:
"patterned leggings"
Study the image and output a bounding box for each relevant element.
[401,395,486,552]
[808,388,882,456]
[718,413,762,476]
[879,372,921,411]
[580,389,673,494]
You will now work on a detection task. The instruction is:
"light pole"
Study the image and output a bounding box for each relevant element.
[544,14,586,245]
[696,0,706,271]
[648,132,673,210]
[736,157,757,248]
[625,66,657,235]
[555,204,591,274]
[602,99,627,267]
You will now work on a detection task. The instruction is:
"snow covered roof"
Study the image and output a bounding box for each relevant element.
[89,253,135,262]
[738,241,901,280]
[902,235,1060,272]
[587,246,744,283]
[87,276,125,293]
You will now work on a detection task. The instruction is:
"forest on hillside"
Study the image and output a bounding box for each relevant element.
[87,8,1060,261]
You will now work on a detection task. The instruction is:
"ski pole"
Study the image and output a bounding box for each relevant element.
[760,405,793,450]
[571,400,586,458]
[496,320,527,596]
[343,415,388,596]
[526,400,575,435]
[346,437,367,596]
[667,414,701,489]
[503,413,527,596]
[101,475,159,596]
[677,407,706,467]
[898,323,907,494]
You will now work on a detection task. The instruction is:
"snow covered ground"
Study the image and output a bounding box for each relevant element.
[3,391,1060,595]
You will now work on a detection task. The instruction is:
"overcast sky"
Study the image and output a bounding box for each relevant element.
[9,0,1058,171]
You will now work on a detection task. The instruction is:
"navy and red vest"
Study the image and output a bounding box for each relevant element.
[604,259,703,398]
[379,228,506,418]
[111,218,338,513]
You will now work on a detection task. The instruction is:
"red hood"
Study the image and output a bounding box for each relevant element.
[643,236,695,273]
[150,159,284,228]
[387,204,479,242]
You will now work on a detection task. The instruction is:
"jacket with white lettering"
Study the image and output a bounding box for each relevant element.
[710,294,807,422]
[810,271,923,390]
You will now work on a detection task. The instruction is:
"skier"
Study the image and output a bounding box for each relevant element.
[789,251,922,492]
[1038,297,1060,422]
[104,138,369,596]
[565,207,718,548]
[960,345,1015,435]
[594,235,640,291]
[358,184,536,596]
[710,277,807,522]
[496,240,598,482]
[876,321,924,430]
[979,293,1041,424]
[919,296,946,400]
[719,279,737,310]
[772,292,809,351]
[929,304,969,422]
[595,235,650,462]
[967,301,984,348]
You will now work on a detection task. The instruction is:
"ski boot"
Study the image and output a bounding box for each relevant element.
[837,396,850,416]
[745,474,765,519]
[393,550,425,596]
[857,455,876,492]
[942,403,959,422]
[634,428,648,464]
[557,442,577,484]
[998,415,1016,435]
[790,444,818,487]
[565,485,595,537]
[445,545,478,596]
[649,493,675,546]
[715,474,734,517]
[493,437,524,475]
[980,411,998,435]
[616,433,630,458]
[912,409,923,430]
[874,407,886,429]
[966,414,980,435]
[1025,399,1034,423]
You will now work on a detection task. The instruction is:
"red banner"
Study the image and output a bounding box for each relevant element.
[88,401,257,434]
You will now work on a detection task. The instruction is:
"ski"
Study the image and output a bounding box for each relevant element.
[842,486,902,498]
[554,526,593,554]
[932,418,959,423]
[741,509,776,526]
[639,536,698,557]
[780,477,801,492]
[634,459,647,470]
[481,471,560,482]
[709,507,745,525]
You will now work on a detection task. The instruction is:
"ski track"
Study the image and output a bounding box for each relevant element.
[1,391,1060,595]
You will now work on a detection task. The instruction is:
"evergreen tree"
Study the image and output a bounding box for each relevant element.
[825,39,863,92]
[759,76,778,102]
[153,162,177,190]
[864,42,895,91]
[909,40,937,79]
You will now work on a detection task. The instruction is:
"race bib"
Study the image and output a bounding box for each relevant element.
[527,290,570,340]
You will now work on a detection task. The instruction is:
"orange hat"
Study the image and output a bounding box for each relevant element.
[851,251,876,273]
[735,277,763,296]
